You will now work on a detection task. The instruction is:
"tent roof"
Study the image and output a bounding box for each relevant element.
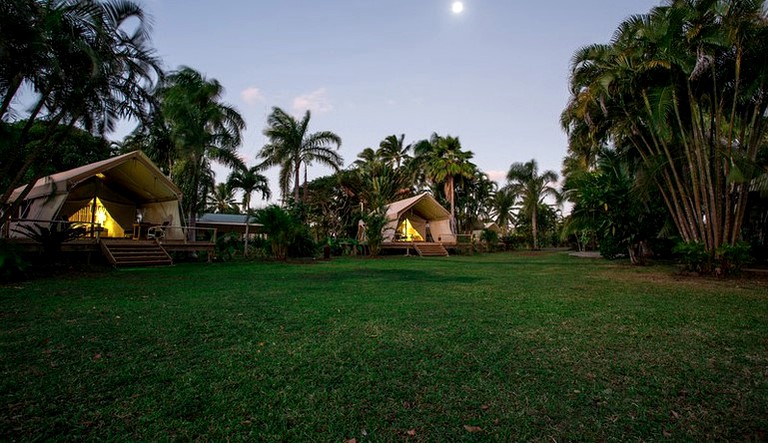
[10,151,181,203]
[385,192,450,222]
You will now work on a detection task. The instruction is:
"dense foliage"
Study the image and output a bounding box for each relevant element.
[0,0,161,222]
[562,0,768,258]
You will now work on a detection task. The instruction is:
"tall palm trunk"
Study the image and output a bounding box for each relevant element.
[0,87,53,196]
[532,206,538,250]
[0,74,23,119]
[294,158,301,202]
[445,176,455,232]
[187,155,202,242]
[0,111,72,224]
[243,203,250,253]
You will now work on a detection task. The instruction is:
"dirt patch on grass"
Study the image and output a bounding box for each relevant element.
[593,265,768,292]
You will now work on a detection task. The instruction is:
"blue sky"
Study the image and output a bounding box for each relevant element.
[124,0,661,202]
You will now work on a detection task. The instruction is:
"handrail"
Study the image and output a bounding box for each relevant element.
[3,218,104,240]
[3,219,218,243]
[152,225,217,244]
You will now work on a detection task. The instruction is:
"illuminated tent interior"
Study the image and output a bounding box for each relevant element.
[397,218,424,242]
[381,192,454,244]
[8,151,182,239]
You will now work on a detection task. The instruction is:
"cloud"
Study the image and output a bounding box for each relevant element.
[486,170,507,184]
[292,88,333,114]
[240,87,264,105]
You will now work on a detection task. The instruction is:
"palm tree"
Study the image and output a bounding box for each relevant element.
[414,133,476,226]
[351,147,383,174]
[157,67,246,233]
[455,171,496,233]
[377,134,411,169]
[206,183,238,214]
[490,187,517,236]
[0,0,161,220]
[228,165,270,251]
[228,166,271,213]
[259,107,342,203]
[561,0,768,255]
[505,159,559,250]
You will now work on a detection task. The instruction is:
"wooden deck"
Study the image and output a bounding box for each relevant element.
[6,237,216,265]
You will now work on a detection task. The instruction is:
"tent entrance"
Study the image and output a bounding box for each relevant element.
[68,197,126,238]
[396,218,424,242]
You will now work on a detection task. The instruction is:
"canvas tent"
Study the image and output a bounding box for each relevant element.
[382,192,455,244]
[6,151,183,239]
[472,222,502,240]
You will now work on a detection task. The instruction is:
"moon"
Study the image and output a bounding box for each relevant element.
[452,1,464,14]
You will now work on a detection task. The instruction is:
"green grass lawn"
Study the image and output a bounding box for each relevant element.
[1,252,767,441]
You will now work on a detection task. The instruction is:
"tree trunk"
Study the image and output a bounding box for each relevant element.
[243,203,250,254]
[0,112,73,225]
[294,158,301,202]
[445,176,455,233]
[187,156,201,243]
[0,74,23,120]
[532,206,538,250]
[0,91,53,194]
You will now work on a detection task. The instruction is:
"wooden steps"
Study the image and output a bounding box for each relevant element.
[414,243,449,257]
[100,239,173,267]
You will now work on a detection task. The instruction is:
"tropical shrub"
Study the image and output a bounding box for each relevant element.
[215,232,243,261]
[361,209,389,257]
[716,242,752,276]
[502,233,526,250]
[287,225,317,258]
[13,222,86,256]
[674,240,753,276]
[254,205,317,260]
[480,228,500,252]
[0,241,28,282]
[599,235,626,261]
[673,241,711,274]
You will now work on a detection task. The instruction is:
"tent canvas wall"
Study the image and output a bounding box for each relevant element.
[472,222,502,241]
[382,192,454,244]
[6,151,182,239]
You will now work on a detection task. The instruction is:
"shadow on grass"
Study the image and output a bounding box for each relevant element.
[303,268,482,285]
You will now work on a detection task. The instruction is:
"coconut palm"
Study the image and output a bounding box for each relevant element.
[351,148,383,173]
[490,187,517,236]
[377,134,411,169]
[259,107,342,203]
[158,67,245,232]
[228,166,271,213]
[561,0,768,255]
[0,0,161,219]
[414,133,476,226]
[505,159,559,250]
[455,171,496,233]
[206,183,238,214]
[228,165,270,251]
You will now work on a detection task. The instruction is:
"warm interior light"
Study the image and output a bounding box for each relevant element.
[95,203,107,225]
[68,197,125,238]
[397,218,424,242]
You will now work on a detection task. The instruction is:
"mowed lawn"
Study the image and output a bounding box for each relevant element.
[1,252,767,441]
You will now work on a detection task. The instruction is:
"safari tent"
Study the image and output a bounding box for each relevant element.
[472,222,502,240]
[6,151,183,240]
[382,192,455,244]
